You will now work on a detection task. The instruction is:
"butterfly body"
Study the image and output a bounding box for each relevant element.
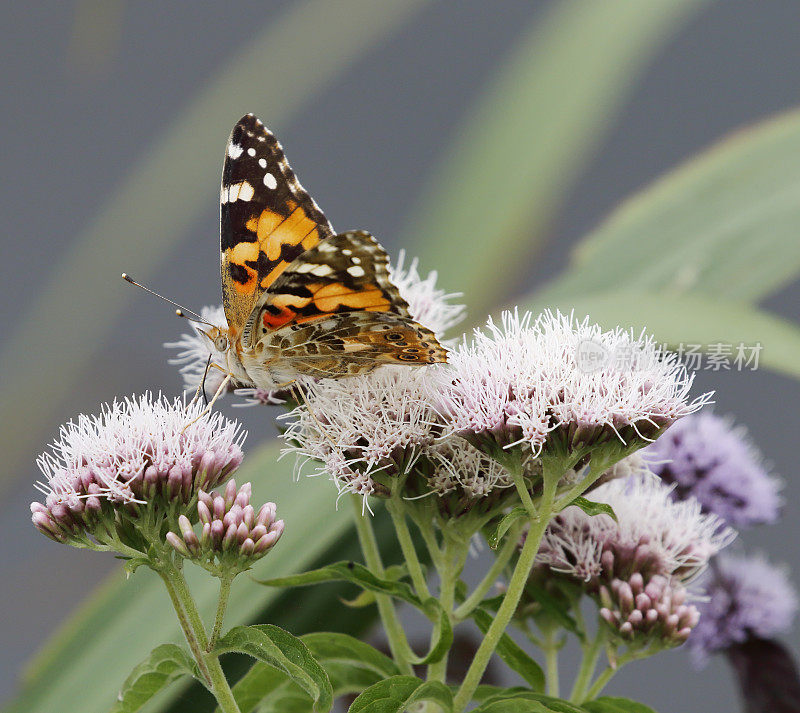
[208,114,447,390]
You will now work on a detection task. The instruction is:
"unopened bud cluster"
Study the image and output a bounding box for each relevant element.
[167,480,284,573]
[597,564,699,645]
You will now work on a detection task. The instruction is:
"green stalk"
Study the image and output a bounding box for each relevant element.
[543,628,560,698]
[569,628,604,703]
[209,574,234,650]
[350,496,415,675]
[451,459,562,712]
[425,537,461,684]
[453,522,521,621]
[580,649,650,703]
[387,495,431,599]
[159,562,241,713]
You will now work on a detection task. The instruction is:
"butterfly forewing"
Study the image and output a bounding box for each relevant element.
[220,114,334,335]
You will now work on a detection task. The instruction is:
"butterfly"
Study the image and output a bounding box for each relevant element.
[203,114,447,393]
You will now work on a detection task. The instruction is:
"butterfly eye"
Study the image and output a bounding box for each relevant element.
[215,335,229,352]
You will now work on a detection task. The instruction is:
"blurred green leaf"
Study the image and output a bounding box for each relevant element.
[0,0,429,487]
[8,441,350,713]
[111,644,200,713]
[540,107,800,306]
[518,290,800,380]
[582,698,657,713]
[405,0,704,317]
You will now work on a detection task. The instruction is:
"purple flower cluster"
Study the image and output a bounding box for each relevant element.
[690,553,798,667]
[642,413,781,528]
[167,480,284,568]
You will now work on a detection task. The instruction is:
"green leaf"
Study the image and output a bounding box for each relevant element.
[110,644,200,713]
[582,698,658,713]
[0,0,431,490]
[404,0,704,316]
[260,559,453,664]
[568,497,617,521]
[227,663,289,713]
[473,691,587,713]
[11,442,351,713]
[256,560,421,608]
[542,107,800,308]
[324,662,383,698]
[301,632,400,679]
[488,507,528,549]
[472,609,545,692]
[348,676,453,713]
[518,289,800,381]
[213,624,332,713]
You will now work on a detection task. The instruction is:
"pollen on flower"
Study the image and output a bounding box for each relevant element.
[535,473,734,646]
[31,393,245,544]
[431,309,711,457]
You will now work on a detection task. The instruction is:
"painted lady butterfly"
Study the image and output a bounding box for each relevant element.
[204,114,447,392]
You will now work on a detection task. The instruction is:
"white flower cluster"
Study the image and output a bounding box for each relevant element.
[433,310,710,455]
[536,473,735,644]
[35,393,244,506]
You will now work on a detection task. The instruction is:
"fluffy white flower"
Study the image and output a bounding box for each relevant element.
[426,438,515,499]
[281,366,440,502]
[432,310,711,455]
[31,393,245,542]
[535,473,735,644]
[539,473,734,583]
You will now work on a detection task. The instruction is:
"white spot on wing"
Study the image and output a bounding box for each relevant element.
[227,143,243,159]
[263,173,278,189]
[259,158,267,168]
[311,264,334,277]
[347,265,366,277]
[220,181,253,203]
[247,147,256,157]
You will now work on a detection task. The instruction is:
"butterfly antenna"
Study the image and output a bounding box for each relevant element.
[121,273,214,326]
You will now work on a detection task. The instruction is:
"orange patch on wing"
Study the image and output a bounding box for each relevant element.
[265,208,318,261]
[262,305,298,329]
[312,283,390,312]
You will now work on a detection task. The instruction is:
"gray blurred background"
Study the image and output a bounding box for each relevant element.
[2,1,800,711]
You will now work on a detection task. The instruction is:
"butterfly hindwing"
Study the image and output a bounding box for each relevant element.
[241,230,446,371]
[220,114,334,336]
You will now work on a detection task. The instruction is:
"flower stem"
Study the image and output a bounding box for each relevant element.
[543,628,560,698]
[580,649,649,702]
[569,628,604,703]
[451,460,561,712]
[209,574,234,650]
[454,522,520,621]
[387,495,430,599]
[425,536,462,684]
[158,562,241,713]
[350,496,415,675]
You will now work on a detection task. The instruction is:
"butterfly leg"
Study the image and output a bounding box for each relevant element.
[182,373,233,432]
